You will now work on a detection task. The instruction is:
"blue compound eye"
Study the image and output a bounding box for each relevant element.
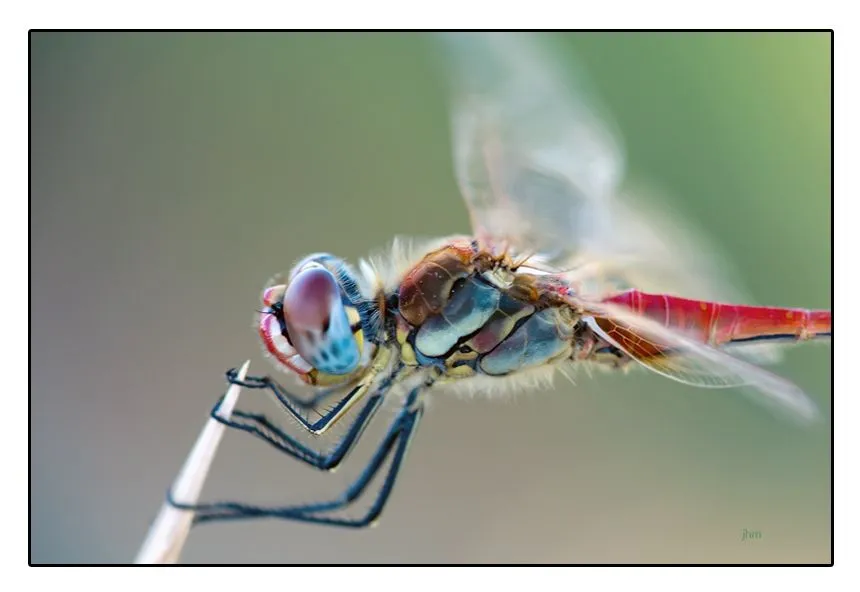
[281,263,361,376]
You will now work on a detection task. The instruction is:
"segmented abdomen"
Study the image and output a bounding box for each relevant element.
[601,289,831,355]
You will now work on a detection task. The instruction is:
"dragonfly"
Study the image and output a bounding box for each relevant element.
[168,33,832,529]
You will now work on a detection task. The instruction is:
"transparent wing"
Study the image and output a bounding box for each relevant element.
[436,32,755,306]
[437,32,622,259]
[573,297,819,423]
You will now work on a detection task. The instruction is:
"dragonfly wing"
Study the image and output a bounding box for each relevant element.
[574,297,819,422]
[578,190,749,297]
[437,32,624,260]
[437,33,778,362]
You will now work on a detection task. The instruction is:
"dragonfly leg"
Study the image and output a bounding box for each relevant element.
[214,348,394,440]
[169,382,426,528]
[226,368,341,411]
[199,366,402,471]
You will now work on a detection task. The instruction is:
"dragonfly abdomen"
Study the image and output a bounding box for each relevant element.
[603,289,832,350]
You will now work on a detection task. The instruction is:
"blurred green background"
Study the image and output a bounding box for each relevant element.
[30,32,831,564]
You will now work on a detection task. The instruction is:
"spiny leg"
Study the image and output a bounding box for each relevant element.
[266,348,394,436]
[220,347,394,439]
[193,348,397,474]
[205,365,404,471]
[228,368,348,411]
[172,383,427,528]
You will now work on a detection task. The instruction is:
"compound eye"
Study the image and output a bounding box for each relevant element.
[283,265,338,331]
[281,264,361,375]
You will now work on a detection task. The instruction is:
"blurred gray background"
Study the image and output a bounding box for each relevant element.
[31,32,831,564]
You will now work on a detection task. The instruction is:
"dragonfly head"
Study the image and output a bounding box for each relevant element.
[258,254,378,386]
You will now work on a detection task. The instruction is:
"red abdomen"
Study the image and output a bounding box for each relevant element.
[601,289,831,352]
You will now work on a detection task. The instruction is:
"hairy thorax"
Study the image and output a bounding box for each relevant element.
[390,238,589,380]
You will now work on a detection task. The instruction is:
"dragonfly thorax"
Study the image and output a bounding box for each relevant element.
[390,239,589,380]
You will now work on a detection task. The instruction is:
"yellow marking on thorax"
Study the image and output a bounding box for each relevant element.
[345,305,361,326]
[446,348,478,365]
[400,341,418,367]
[396,315,418,366]
[343,305,365,354]
[396,316,411,345]
[445,364,476,378]
[441,348,479,379]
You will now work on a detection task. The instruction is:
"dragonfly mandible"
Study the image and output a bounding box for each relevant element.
[168,33,832,529]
